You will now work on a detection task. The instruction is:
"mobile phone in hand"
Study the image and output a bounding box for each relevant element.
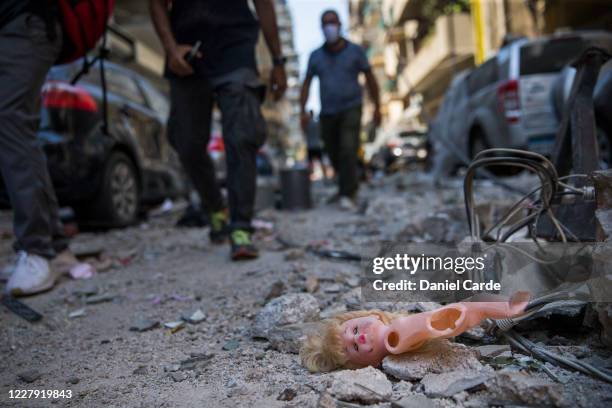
[185,41,202,65]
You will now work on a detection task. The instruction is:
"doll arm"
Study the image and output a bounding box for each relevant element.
[384,292,530,355]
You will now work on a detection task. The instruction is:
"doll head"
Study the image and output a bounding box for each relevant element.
[299,310,399,372]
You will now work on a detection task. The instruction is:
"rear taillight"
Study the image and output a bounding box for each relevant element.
[497,79,520,123]
[42,81,97,112]
[207,133,224,152]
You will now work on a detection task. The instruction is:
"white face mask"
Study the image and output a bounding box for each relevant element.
[323,23,340,44]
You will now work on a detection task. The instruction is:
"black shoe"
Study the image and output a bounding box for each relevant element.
[230,230,258,261]
[209,210,229,244]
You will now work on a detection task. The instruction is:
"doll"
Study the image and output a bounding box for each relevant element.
[300,292,530,372]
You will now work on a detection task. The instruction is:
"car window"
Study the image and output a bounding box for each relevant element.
[467,57,499,94]
[139,80,170,120]
[520,37,585,75]
[105,68,146,105]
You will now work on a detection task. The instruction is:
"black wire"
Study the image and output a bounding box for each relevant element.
[465,157,557,235]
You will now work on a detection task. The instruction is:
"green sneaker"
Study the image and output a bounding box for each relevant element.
[209,210,228,244]
[230,229,258,260]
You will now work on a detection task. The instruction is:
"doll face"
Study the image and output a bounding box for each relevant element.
[340,316,389,367]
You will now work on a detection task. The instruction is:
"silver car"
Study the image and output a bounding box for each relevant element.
[432,31,612,174]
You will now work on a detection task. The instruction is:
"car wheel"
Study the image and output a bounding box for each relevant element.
[94,152,140,227]
[469,128,519,176]
[469,128,488,160]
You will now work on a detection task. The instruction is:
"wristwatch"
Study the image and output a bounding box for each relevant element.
[273,55,287,66]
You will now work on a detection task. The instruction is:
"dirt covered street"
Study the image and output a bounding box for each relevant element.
[1,174,612,407]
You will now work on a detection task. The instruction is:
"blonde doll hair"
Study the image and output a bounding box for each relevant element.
[299,309,402,373]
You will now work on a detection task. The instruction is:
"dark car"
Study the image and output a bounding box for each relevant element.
[0,60,186,227]
[370,130,429,173]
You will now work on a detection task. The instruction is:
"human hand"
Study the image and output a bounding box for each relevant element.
[168,44,199,77]
[270,65,287,101]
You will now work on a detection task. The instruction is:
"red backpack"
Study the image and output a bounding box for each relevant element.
[56,0,116,64]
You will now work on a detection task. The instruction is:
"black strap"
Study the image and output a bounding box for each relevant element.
[69,0,110,136]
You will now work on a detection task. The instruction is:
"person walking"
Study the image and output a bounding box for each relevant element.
[150,0,287,260]
[300,9,381,211]
[0,1,91,296]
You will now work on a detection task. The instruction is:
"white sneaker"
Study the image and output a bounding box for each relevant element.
[5,252,56,296]
[339,196,357,211]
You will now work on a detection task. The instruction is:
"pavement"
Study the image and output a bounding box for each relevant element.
[0,171,611,407]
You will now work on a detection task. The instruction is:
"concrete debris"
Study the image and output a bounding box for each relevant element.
[305,276,319,293]
[163,363,180,373]
[320,304,348,319]
[474,344,511,358]
[323,283,342,293]
[251,293,320,339]
[132,365,148,375]
[68,308,86,319]
[392,393,443,408]
[179,353,214,371]
[163,321,185,333]
[267,322,319,354]
[182,309,206,324]
[284,248,305,261]
[382,340,483,381]
[169,372,187,383]
[317,392,338,408]
[421,369,493,397]
[277,388,297,401]
[222,340,240,351]
[129,318,159,332]
[327,366,392,404]
[84,293,116,305]
[18,370,41,383]
[485,371,566,407]
[264,280,285,301]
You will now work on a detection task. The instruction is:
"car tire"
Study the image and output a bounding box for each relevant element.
[90,151,140,227]
[469,128,520,176]
[469,128,489,160]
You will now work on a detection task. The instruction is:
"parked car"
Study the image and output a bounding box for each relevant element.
[0,60,187,227]
[370,130,429,173]
[431,31,612,174]
[429,69,472,178]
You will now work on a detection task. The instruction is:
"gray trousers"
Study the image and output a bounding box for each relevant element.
[0,14,66,259]
[168,73,266,231]
[320,105,362,197]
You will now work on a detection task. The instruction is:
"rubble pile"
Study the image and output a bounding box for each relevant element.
[1,173,611,406]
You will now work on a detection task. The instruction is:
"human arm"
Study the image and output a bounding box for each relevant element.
[300,73,313,132]
[384,293,530,355]
[253,0,287,101]
[149,0,197,76]
[364,69,381,127]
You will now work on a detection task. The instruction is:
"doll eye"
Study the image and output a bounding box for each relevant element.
[353,327,358,335]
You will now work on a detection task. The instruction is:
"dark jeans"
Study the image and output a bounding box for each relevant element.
[0,14,67,259]
[320,105,362,197]
[168,75,266,232]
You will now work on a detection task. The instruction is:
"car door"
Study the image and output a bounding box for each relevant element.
[105,67,159,163]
